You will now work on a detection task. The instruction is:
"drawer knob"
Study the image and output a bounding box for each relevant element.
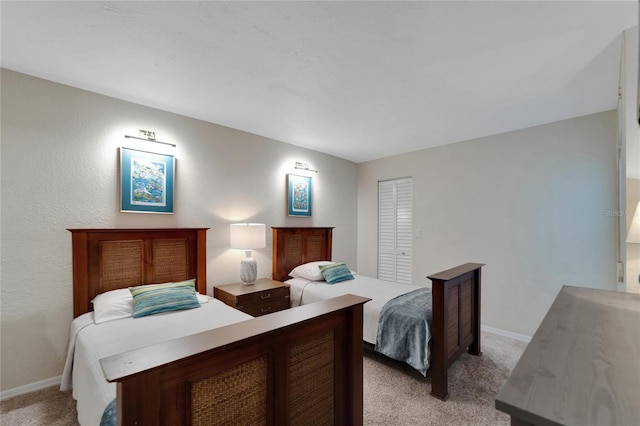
[261,306,271,313]
[261,293,271,299]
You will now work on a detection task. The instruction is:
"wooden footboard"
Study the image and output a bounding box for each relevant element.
[428,263,484,400]
[100,294,369,425]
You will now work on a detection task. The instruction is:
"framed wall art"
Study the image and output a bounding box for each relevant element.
[287,174,312,217]
[120,147,175,214]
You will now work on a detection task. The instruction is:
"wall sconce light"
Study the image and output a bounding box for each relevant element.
[230,223,266,285]
[294,162,318,173]
[124,129,176,147]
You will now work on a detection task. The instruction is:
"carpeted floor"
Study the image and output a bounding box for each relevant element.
[363,331,527,425]
[0,331,526,425]
[1,386,78,426]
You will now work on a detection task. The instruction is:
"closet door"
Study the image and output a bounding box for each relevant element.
[378,178,412,285]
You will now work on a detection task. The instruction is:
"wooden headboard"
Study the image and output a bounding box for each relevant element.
[68,228,208,318]
[272,227,334,282]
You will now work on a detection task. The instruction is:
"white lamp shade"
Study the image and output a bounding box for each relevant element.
[230,223,266,249]
[627,202,640,244]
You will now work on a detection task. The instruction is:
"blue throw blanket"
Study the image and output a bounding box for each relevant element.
[374,287,432,376]
[100,399,116,426]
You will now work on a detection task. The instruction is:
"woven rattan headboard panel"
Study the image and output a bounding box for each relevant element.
[68,228,208,318]
[271,227,333,282]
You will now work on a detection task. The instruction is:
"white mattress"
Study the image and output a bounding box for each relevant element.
[60,298,252,426]
[285,275,422,344]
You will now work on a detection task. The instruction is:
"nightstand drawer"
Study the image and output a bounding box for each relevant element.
[236,286,289,307]
[214,279,290,317]
[239,297,289,317]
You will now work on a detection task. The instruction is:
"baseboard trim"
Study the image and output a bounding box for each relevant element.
[0,376,61,401]
[481,324,531,343]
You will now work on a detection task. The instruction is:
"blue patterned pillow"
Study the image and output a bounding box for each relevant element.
[129,279,200,318]
[319,262,354,284]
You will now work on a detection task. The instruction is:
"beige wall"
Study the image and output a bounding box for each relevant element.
[621,26,640,293]
[627,178,640,293]
[357,111,618,336]
[622,26,639,181]
[0,69,357,391]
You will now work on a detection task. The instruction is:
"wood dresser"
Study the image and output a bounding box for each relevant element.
[495,285,640,426]
[214,279,290,316]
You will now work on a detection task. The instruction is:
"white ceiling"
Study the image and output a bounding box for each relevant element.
[1,1,638,163]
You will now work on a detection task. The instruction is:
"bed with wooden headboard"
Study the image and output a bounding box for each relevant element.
[272,226,483,400]
[66,228,369,425]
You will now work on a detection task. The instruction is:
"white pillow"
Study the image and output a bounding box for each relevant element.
[289,261,334,281]
[197,293,211,304]
[92,289,133,324]
[92,286,210,324]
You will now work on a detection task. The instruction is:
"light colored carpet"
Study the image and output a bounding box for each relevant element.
[363,331,527,425]
[1,386,78,426]
[0,331,526,425]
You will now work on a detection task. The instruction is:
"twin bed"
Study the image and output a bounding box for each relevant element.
[272,227,484,400]
[62,228,368,425]
[62,227,483,425]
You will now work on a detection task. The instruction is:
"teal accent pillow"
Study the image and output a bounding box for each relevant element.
[129,279,200,318]
[319,262,354,284]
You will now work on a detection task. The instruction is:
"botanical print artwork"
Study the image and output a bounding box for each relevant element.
[130,157,166,206]
[287,174,312,216]
[292,180,309,212]
[120,147,174,214]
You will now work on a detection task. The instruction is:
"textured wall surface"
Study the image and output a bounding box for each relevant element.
[357,111,618,336]
[0,69,357,391]
[627,178,640,294]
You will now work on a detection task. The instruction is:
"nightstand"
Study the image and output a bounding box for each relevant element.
[214,279,290,317]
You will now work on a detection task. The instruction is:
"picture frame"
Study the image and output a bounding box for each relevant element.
[287,174,312,217]
[120,147,175,214]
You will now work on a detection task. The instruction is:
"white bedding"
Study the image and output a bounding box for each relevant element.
[285,275,422,344]
[60,298,252,426]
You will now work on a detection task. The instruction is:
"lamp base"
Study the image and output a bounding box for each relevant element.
[240,252,257,285]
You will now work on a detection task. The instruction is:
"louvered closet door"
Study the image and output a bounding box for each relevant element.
[378,178,412,285]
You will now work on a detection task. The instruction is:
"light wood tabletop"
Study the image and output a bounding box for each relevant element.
[496,285,640,426]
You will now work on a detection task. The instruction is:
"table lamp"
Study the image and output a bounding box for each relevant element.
[230,223,266,285]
